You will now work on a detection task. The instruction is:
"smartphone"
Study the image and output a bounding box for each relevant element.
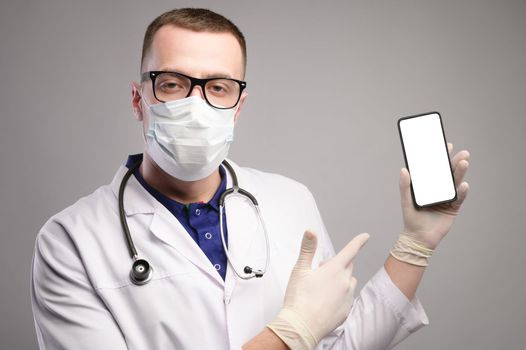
[398,112,457,208]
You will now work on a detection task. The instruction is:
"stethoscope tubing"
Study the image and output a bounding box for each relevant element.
[219,195,270,279]
[119,159,270,285]
[118,160,141,259]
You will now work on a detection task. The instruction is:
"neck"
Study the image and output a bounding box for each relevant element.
[140,152,221,204]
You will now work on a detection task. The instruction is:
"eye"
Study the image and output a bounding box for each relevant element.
[158,80,182,91]
[206,80,234,96]
[211,85,225,92]
[154,73,190,96]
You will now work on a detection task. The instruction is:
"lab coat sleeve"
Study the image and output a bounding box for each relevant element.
[31,224,128,350]
[321,267,429,349]
[306,191,429,349]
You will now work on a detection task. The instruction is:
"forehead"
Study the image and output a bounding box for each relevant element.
[144,25,245,80]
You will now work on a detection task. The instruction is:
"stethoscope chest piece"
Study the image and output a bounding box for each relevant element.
[130,258,153,285]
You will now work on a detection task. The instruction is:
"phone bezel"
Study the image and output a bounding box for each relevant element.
[397,111,457,208]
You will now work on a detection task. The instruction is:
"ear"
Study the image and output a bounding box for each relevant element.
[131,81,144,121]
[233,90,248,123]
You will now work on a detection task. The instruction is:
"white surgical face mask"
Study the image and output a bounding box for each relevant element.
[142,95,237,181]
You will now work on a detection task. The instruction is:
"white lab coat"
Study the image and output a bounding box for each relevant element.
[31,159,429,350]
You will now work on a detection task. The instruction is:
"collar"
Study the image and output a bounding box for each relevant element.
[125,154,226,214]
[110,155,258,217]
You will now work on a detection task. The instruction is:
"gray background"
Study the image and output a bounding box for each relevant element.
[1,0,525,348]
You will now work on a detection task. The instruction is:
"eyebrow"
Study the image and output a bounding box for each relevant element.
[158,67,234,79]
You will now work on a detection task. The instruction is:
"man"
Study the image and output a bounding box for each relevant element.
[31,8,470,350]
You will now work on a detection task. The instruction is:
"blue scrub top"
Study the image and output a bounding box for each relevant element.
[126,154,228,280]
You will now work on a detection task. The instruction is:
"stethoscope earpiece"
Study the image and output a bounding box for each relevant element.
[130,259,153,285]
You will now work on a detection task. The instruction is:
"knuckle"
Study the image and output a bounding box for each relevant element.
[343,278,352,291]
[350,277,358,289]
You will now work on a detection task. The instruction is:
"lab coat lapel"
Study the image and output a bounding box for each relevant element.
[149,206,224,286]
[110,165,157,215]
[110,164,224,286]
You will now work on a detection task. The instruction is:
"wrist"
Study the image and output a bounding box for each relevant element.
[267,308,318,350]
[243,327,289,350]
[390,232,434,266]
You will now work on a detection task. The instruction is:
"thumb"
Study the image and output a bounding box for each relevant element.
[295,230,318,270]
[399,168,413,209]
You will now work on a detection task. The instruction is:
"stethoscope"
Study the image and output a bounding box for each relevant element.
[119,159,270,285]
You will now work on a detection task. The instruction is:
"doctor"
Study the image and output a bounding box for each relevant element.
[31,8,470,350]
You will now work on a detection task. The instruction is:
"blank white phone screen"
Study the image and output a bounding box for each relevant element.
[399,113,456,207]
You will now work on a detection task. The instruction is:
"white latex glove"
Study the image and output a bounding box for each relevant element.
[391,143,470,266]
[268,230,370,350]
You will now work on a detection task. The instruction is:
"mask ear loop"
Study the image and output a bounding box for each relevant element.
[139,87,155,109]
[139,88,154,145]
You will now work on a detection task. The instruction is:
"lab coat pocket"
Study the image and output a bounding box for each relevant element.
[98,269,224,350]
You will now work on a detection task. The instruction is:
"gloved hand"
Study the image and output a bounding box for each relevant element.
[267,230,370,350]
[391,144,470,266]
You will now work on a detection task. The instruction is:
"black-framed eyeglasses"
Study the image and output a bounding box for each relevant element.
[141,71,247,109]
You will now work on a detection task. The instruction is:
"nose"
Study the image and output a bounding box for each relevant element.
[189,84,205,99]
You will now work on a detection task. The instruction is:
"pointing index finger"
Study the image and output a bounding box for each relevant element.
[334,233,370,267]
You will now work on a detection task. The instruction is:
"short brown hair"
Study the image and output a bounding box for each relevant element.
[141,8,247,73]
